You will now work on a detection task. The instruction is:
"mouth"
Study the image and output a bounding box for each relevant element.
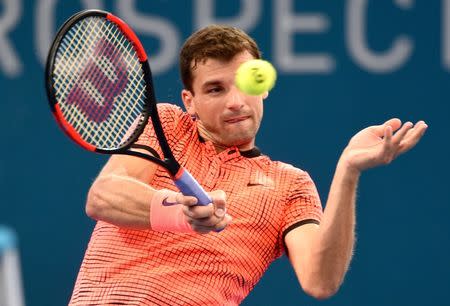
[224,116,250,124]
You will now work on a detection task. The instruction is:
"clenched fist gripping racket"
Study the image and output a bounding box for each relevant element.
[45,9,211,205]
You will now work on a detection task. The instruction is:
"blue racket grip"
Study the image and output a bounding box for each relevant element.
[174,169,211,206]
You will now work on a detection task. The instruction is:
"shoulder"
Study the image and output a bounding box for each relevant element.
[274,160,319,197]
[155,103,193,129]
[275,161,305,174]
[259,156,309,179]
[275,161,315,188]
[250,156,314,190]
[138,103,194,142]
[156,103,185,119]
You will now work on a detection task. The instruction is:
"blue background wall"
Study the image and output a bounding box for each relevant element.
[0,1,448,305]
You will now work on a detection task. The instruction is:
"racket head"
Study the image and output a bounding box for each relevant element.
[45,9,156,153]
[45,10,210,204]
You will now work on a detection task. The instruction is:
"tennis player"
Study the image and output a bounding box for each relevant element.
[69,25,427,305]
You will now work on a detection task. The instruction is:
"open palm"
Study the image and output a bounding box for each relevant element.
[342,118,428,172]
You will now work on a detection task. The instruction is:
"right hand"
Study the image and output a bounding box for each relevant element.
[176,190,232,234]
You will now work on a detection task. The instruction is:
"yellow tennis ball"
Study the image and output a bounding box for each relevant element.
[235,59,277,96]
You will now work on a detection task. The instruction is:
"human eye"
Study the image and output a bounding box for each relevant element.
[206,86,224,95]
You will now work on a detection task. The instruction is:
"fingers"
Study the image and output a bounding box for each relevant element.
[380,124,394,162]
[187,214,232,234]
[384,124,393,143]
[397,120,428,156]
[381,120,427,163]
[391,121,413,146]
[342,118,427,171]
[181,189,232,234]
[175,193,198,206]
[371,118,402,135]
[211,190,227,218]
[213,214,232,231]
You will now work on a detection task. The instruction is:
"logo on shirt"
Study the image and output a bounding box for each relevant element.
[247,171,275,188]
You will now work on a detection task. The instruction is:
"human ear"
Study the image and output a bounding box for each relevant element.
[181,89,196,116]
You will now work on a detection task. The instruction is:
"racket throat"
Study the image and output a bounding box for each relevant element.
[172,167,184,180]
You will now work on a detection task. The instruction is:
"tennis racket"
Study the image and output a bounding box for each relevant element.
[45,9,211,205]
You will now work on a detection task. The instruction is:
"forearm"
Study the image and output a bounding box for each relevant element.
[86,173,156,229]
[292,119,427,299]
[308,158,359,290]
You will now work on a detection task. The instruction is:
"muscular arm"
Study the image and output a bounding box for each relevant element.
[85,153,160,229]
[285,119,427,299]
[86,152,231,232]
[285,160,358,299]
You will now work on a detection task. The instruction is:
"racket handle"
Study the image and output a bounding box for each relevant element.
[174,169,212,206]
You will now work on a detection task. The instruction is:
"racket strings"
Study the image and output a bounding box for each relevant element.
[52,16,147,150]
[56,18,116,138]
[55,18,100,108]
[95,38,145,146]
[80,27,131,141]
[66,20,132,140]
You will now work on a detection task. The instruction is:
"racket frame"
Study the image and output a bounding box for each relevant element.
[45,9,180,176]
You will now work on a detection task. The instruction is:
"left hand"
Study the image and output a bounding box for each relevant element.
[340,118,428,173]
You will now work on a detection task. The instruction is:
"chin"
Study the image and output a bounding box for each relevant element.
[224,135,254,148]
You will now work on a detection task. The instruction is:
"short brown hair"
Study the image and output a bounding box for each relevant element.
[179,25,261,92]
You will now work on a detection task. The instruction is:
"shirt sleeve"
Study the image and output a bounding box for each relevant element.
[281,170,323,238]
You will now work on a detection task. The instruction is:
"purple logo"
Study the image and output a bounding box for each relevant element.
[66,38,128,123]
[162,197,178,206]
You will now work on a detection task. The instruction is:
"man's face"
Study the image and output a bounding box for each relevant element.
[181,51,267,151]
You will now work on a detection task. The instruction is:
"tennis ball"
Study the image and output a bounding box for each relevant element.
[235,59,277,96]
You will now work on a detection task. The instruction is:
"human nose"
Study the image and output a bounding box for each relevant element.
[225,87,245,110]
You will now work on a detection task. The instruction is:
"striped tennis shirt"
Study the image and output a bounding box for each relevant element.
[70,103,323,305]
